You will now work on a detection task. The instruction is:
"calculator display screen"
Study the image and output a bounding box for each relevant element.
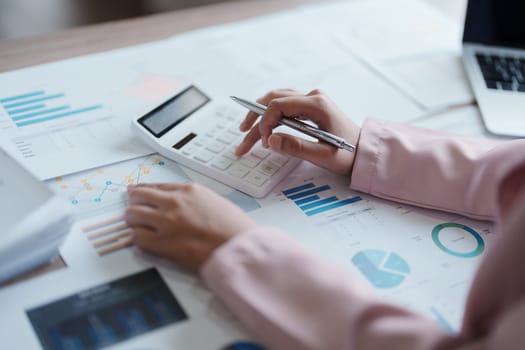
[138,86,210,137]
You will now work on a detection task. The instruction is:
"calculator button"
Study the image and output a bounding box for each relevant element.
[193,149,214,163]
[217,133,237,145]
[181,145,198,156]
[227,129,242,137]
[245,171,269,187]
[205,128,219,137]
[206,141,226,154]
[193,137,205,147]
[228,163,250,178]
[211,156,232,170]
[222,146,239,160]
[258,161,279,176]
[268,153,289,167]
[239,154,262,168]
[224,108,239,118]
[250,146,271,159]
[215,106,228,116]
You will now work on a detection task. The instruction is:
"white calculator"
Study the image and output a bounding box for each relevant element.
[131,85,301,198]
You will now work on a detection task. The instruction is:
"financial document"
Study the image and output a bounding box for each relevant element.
[0,40,187,180]
[251,173,494,331]
[0,0,496,348]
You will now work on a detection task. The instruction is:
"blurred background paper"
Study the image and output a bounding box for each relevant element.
[0,147,72,283]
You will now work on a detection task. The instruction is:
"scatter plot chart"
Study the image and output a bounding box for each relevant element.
[49,153,261,256]
[47,154,189,218]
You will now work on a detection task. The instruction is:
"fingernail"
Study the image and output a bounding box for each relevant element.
[127,184,136,193]
[269,134,282,150]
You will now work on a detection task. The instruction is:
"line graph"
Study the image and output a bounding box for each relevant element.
[47,154,189,218]
[50,153,261,257]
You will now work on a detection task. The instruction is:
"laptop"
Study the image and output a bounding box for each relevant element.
[462,0,525,137]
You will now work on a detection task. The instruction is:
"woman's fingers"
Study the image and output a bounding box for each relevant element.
[268,133,336,166]
[237,93,339,155]
[238,89,303,133]
[125,205,163,230]
[236,121,263,156]
[239,111,260,132]
[129,183,185,192]
[127,186,175,209]
[259,95,334,147]
[256,88,302,105]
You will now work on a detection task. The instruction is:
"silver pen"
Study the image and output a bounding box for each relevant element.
[230,96,355,152]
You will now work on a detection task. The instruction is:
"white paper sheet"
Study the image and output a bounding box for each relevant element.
[300,0,473,109]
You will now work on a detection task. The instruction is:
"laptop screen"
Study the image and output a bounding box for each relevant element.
[463,0,525,48]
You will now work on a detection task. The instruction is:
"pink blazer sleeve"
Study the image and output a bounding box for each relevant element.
[351,120,525,221]
[202,228,451,350]
[201,120,525,350]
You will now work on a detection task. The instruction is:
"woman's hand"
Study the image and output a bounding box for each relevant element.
[124,183,256,272]
[236,89,361,175]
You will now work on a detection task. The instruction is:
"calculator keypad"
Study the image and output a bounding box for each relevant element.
[179,106,291,188]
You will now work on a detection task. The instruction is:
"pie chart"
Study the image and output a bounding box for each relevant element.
[351,249,410,289]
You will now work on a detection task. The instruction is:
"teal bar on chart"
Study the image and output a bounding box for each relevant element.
[294,195,320,205]
[287,185,331,200]
[300,196,338,211]
[12,105,70,121]
[6,104,46,115]
[305,196,362,216]
[16,105,103,127]
[4,93,65,109]
[283,183,316,196]
[0,91,45,104]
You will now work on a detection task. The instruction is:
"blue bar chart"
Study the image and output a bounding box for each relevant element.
[282,182,362,216]
[0,90,103,128]
[27,269,188,350]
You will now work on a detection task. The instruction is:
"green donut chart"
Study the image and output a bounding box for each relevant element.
[431,223,485,258]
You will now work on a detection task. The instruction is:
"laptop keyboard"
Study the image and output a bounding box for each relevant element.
[476,53,525,92]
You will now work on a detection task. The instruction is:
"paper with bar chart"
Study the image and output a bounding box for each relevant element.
[0,38,188,180]
[251,189,495,332]
[27,269,188,350]
[0,83,148,180]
